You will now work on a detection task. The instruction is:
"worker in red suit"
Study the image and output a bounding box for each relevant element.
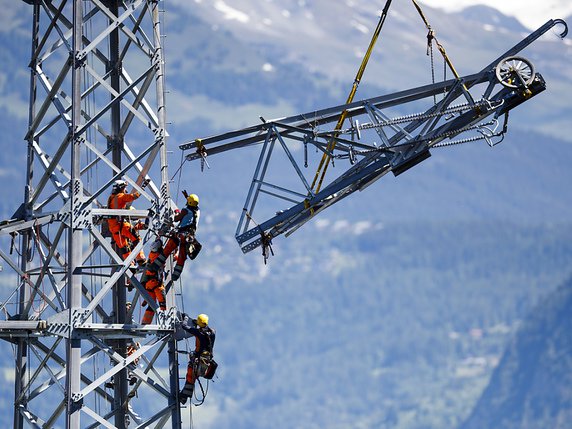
[150,192,201,281]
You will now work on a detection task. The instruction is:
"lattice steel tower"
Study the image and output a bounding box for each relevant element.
[0,1,183,427]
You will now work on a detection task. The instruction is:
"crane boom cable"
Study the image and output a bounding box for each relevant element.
[334,119,501,159]
[336,99,502,134]
[310,0,393,195]
[411,0,466,90]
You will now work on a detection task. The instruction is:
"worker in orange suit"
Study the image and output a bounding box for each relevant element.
[150,192,202,281]
[140,239,167,325]
[107,179,146,265]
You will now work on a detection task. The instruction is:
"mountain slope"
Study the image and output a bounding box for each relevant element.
[164,0,572,138]
[460,276,572,429]
[169,220,572,429]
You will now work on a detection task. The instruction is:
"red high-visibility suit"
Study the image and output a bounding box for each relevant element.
[150,205,201,281]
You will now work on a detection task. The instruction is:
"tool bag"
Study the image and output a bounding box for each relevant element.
[183,232,202,260]
[195,351,217,380]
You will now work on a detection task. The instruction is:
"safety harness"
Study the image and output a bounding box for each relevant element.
[184,325,217,406]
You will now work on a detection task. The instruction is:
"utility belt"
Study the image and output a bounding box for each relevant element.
[143,271,165,290]
[177,227,196,238]
[180,230,202,260]
[190,351,217,380]
[145,270,160,280]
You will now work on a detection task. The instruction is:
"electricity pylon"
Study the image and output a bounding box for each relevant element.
[0,1,182,428]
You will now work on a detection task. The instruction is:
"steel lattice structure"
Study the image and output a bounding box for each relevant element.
[0,1,184,428]
[180,19,568,258]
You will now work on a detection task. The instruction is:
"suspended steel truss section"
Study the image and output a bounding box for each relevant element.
[0,1,184,428]
[180,19,568,257]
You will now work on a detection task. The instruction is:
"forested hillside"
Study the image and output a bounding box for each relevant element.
[460,276,572,429]
[175,220,572,429]
[1,221,571,428]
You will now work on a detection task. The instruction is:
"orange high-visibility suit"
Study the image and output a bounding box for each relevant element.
[140,249,167,325]
[107,189,145,263]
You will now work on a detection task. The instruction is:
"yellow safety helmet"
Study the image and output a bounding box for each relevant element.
[186,193,199,207]
[196,313,209,327]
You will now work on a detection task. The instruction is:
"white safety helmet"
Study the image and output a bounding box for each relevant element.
[112,179,127,192]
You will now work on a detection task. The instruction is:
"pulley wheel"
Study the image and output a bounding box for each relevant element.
[495,56,536,89]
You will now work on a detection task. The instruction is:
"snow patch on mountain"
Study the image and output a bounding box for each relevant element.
[420,0,572,30]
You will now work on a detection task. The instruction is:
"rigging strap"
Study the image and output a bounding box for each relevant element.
[310,0,394,195]
[411,0,467,92]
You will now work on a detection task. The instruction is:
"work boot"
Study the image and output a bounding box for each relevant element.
[179,392,188,404]
[180,382,194,402]
[172,264,184,281]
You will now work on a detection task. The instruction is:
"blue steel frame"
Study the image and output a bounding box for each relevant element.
[180,19,568,255]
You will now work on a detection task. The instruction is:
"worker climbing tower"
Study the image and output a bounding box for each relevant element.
[0,0,183,428]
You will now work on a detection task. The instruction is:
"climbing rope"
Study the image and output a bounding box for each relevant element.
[191,378,209,407]
[172,150,187,201]
[411,0,465,85]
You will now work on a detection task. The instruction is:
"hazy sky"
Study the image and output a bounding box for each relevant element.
[421,0,572,29]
